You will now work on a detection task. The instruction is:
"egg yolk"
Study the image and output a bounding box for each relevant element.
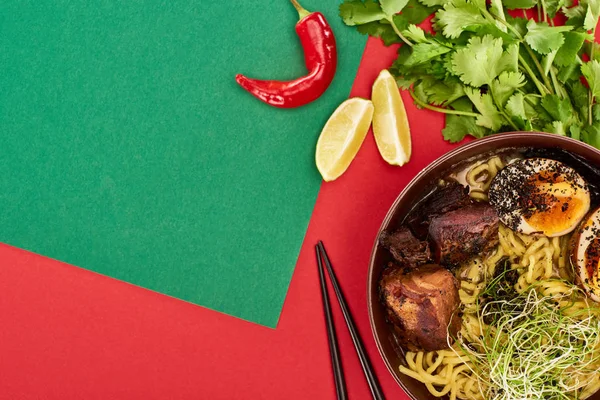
[523,180,588,236]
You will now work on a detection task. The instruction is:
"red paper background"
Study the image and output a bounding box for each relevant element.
[0,37,458,399]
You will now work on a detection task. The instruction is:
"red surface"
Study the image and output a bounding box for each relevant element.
[0,38,457,400]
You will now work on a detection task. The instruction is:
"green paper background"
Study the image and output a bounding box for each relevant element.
[0,1,365,327]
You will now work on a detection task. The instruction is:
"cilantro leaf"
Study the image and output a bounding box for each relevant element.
[340,0,387,25]
[435,0,491,39]
[584,0,600,30]
[544,121,567,135]
[464,87,504,130]
[418,0,451,6]
[357,21,401,46]
[542,50,558,76]
[405,42,452,66]
[423,78,465,105]
[396,76,417,89]
[569,80,590,121]
[554,32,587,66]
[558,63,580,82]
[442,114,489,142]
[506,93,539,121]
[506,92,527,119]
[582,60,600,99]
[544,0,564,18]
[392,13,410,31]
[541,94,574,123]
[507,16,529,37]
[450,97,476,112]
[490,0,508,33]
[412,80,431,106]
[403,24,428,43]
[571,124,582,140]
[524,20,573,54]
[381,0,410,16]
[402,0,437,24]
[452,35,517,86]
[490,71,526,106]
[583,123,600,148]
[503,0,537,9]
[593,104,600,122]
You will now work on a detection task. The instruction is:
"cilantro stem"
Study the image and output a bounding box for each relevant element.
[524,45,555,94]
[589,26,597,125]
[518,54,550,95]
[481,7,522,38]
[490,90,519,130]
[408,89,480,117]
[592,26,598,61]
[549,68,565,99]
[540,0,548,23]
[388,17,413,48]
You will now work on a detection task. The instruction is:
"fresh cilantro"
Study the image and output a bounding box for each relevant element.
[435,0,491,39]
[503,0,537,9]
[451,36,516,86]
[542,50,558,76]
[557,63,580,82]
[339,0,387,25]
[339,0,600,147]
[506,15,529,37]
[506,93,527,119]
[569,80,590,121]
[545,121,567,135]
[583,123,600,147]
[402,24,428,43]
[418,0,451,7]
[593,104,600,121]
[405,42,452,66]
[402,0,437,24]
[582,60,600,99]
[571,124,582,140]
[490,71,526,106]
[544,0,564,18]
[584,0,600,30]
[442,114,489,142]
[490,0,507,33]
[381,0,410,16]
[465,87,504,130]
[524,21,573,54]
[554,32,587,66]
[357,21,401,45]
[422,78,465,105]
[541,94,574,123]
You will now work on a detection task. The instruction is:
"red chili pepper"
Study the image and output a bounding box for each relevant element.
[235,0,337,108]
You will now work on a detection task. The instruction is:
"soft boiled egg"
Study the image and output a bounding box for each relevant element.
[489,158,591,237]
[570,207,600,302]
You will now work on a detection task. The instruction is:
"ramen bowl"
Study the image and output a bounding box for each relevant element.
[367,132,600,400]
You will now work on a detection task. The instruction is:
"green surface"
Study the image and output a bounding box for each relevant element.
[0,1,365,327]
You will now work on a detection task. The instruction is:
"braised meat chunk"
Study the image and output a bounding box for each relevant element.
[379,227,431,268]
[419,182,471,218]
[429,203,499,267]
[407,182,471,237]
[380,264,461,351]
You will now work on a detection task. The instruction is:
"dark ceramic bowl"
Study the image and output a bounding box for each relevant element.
[367,132,600,400]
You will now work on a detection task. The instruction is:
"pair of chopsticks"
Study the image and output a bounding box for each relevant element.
[315,241,385,400]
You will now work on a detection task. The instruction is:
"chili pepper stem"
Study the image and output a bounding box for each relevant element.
[290,0,311,20]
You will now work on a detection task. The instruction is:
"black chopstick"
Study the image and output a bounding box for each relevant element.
[317,241,386,400]
[316,246,348,400]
